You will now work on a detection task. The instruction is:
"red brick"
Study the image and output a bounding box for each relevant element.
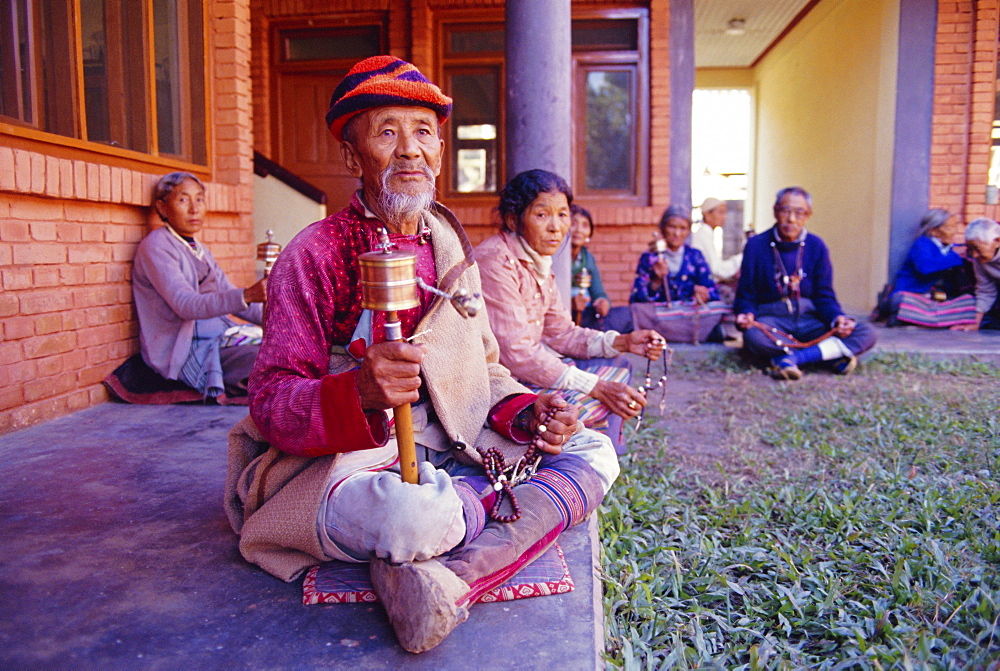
[59,159,74,198]
[73,160,87,198]
[0,387,25,412]
[22,332,76,359]
[30,152,45,193]
[20,289,72,315]
[68,244,112,264]
[1,220,30,242]
[12,242,67,265]
[0,146,14,190]
[99,164,111,201]
[87,163,99,200]
[60,265,85,285]
[2,267,32,291]
[35,355,64,377]
[32,265,61,288]
[3,316,34,340]
[0,293,18,318]
[34,313,63,335]
[45,155,60,196]
[30,221,57,241]
[13,149,30,191]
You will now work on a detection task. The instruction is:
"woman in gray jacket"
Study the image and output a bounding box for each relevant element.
[132,172,265,397]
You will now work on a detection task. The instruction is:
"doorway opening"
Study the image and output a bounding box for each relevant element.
[691,88,753,257]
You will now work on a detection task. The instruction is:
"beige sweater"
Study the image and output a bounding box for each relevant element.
[224,205,530,582]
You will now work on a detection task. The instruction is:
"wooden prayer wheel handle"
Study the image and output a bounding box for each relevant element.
[385,317,420,486]
[358,249,420,485]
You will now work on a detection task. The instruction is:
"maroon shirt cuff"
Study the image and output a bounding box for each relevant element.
[488,393,538,444]
[319,369,390,453]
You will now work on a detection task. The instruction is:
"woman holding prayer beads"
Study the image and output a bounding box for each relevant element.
[474,169,665,453]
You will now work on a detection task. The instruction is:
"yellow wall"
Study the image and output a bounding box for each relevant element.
[752,0,899,313]
[695,69,754,89]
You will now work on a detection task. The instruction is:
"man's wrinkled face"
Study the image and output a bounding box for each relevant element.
[774,193,811,242]
[967,237,1000,264]
[343,106,443,200]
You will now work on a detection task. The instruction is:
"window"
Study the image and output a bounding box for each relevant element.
[437,12,647,203]
[0,0,206,164]
[440,22,504,199]
[571,16,647,203]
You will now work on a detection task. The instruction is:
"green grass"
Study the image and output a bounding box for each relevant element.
[600,355,1000,669]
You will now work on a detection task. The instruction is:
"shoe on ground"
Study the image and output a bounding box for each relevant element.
[370,557,470,653]
[831,354,857,376]
[769,354,802,381]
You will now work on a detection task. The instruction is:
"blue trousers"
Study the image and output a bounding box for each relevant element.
[743,301,877,361]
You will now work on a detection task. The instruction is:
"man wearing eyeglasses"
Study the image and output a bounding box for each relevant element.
[733,186,876,380]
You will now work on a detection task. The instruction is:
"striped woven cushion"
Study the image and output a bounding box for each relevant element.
[897,292,977,328]
[525,364,630,428]
[302,543,572,605]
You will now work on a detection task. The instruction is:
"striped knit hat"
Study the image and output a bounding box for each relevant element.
[326,56,453,142]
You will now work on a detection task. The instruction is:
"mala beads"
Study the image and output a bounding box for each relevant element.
[636,343,672,426]
[478,405,555,523]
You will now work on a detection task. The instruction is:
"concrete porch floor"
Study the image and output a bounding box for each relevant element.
[1,321,997,669]
[0,403,602,669]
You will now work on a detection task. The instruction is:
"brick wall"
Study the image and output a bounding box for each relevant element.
[930,0,1000,220]
[0,0,255,434]
[251,0,669,307]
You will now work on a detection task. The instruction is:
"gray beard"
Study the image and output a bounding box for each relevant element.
[375,166,436,227]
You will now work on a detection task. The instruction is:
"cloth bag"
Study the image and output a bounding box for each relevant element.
[897,291,977,328]
[630,301,729,344]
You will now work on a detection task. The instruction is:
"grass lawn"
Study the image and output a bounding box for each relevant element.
[601,353,1000,669]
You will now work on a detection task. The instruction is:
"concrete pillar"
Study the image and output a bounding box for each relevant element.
[888,0,936,284]
[669,0,694,209]
[506,0,573,306]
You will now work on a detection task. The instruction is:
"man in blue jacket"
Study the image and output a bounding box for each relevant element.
[734,186,876,380]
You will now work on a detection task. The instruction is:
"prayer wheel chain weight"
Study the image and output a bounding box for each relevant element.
[358,248,420,312]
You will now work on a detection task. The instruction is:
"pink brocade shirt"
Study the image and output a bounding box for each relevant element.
[248,195,531,458]
[475,231,599,388]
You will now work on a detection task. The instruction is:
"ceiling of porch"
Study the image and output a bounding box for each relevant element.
[694,0,816,68]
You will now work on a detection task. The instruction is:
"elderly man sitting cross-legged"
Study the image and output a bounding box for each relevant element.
[223,56,629,654]
[734,186,876,380]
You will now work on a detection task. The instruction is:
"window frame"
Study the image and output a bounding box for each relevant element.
[436,12,506,207]
[570,8,648,206]
[0,0,211,174]
[433,7,649,207]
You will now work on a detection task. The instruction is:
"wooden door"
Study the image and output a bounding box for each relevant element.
[275,70,357,210]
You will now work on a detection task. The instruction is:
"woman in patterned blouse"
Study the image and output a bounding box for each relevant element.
[630,205,720,305]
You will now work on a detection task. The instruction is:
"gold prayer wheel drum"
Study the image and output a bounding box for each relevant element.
[257,229,282,265]
[358,249,419,311]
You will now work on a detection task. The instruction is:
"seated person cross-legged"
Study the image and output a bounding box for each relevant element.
[628,204,728,343]
[569,204,633,333]
[475,169,666,455]
[226,56,625,655]
[131,171,265,399]
[886,209,976,328]
[953,217,1000,331]
[733,186,876,381]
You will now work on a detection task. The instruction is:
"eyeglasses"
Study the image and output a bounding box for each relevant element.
[776,207,811,219]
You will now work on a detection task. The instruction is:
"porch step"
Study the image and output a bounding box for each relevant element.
[0,403,604,669]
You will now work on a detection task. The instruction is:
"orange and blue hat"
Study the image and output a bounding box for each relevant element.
[326,56,453,142]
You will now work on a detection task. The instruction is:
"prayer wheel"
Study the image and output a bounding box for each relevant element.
[256,229,282,277]
[358,249,419,312]
[357,247,420,485]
